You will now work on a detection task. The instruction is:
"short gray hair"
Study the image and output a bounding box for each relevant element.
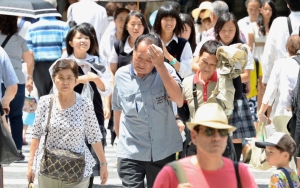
[212,1,229,18]
[44,0,57,8]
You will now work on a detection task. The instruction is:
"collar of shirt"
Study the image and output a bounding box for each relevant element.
[193,70,218,84]
[39,16,57,21]
[129,64,157,76]
[124,36,133,54]
[165,34,178,46]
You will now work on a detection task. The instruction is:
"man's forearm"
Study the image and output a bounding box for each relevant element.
[156,65,183,107]
[2,84,17,104]
[113,110,121,137]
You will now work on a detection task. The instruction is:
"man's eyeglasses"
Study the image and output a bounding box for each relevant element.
[194,126,229,137]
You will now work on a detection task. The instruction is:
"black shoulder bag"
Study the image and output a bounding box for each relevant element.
[39,96,85,183]
[0,102,19,165]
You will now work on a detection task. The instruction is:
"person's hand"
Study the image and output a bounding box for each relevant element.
[100,165,108,185]
[176,119,185,133]
[87,72,99,82]
[1,97,10,114]
[148,44,165,68]
[26,78,34,92]
[177,183,193,188]
[26,166,35,182]
[257,113,267,123]
[162,43,172,61]
[103,106,111,120]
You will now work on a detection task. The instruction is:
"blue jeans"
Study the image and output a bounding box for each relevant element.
[1,84,25,150]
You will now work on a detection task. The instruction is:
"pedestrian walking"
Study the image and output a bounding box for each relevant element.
[153,4,193,79]
[67,0,108,47]
[63,23,112,188]
[27,58,108,188]
[153,103,258,188]
[262,0,300,84]
[0,15,34,161]
[25,0,69,97]
[112,33,183,188]
[255,132,299,187]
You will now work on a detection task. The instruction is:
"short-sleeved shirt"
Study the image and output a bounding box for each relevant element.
[182,70,217,121]
[112,63,183,162]
[153,156,258,188]
[268,168,299,188]
[26,17,69,62]
[0,47,19,96]
[0,34,29,84]
[32,93,103,177]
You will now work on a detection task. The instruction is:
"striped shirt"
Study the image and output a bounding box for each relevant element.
[25,17,69,62]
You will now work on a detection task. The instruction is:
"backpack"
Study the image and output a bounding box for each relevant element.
[168,160,242,188]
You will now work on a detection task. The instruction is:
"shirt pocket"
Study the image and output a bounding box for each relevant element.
[120,93,137,115]
[151,88,168,111]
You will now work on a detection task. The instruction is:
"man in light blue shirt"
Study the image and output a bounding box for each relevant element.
[0,47,18,113]
[112,34,183,188]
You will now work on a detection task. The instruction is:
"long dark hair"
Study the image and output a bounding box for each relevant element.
[257,0,277,36]
[66,23,99,57]
[214,13,242,45]
[153,4,185,36]
[0,15,18,35]
[121,11,149,43]
[179,13,196,52]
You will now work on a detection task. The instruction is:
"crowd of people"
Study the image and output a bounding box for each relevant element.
[1,0,300,187]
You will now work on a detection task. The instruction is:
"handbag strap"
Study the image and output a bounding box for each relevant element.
[1,35,12,48]
[278,167,294,188]
[192,79,198,112]
[234,162,242,188]
[43,96,54,149]
[287,17,292,36]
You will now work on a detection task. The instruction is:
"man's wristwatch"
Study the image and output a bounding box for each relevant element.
[26,75,33,80]
[100,162,108,167]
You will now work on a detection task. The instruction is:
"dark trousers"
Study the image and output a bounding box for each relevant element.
[118,154,176,188]
[1,84,25,150]
[33,61,54,97]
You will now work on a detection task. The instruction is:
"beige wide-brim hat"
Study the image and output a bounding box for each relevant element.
[186,103,236,133]
[191,1,213,20]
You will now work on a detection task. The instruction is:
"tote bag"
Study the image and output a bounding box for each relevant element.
[250,120,272,170]
[0,117,18,165]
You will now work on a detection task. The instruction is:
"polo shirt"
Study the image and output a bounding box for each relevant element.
[182,70,217,121]
[112,63,183,162]
[25,17,69,62]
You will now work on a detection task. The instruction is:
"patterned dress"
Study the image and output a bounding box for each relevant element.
[32,93,103,177]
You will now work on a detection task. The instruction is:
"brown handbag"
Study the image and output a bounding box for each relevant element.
[39,96,85,183]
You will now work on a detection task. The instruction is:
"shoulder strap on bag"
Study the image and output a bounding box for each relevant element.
[168,161,188,183]
[192,81,198,112]
[1,35,12,48]
[287,17,292,35]
[44,96,54,148]
[278,167,294,188]
[254,58,259,89]
[234,162,242,188]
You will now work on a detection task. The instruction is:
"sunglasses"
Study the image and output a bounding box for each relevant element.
[195,126,229,137]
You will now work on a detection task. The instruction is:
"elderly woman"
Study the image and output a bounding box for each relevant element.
[27,59,108,188]
[0,14,34,161]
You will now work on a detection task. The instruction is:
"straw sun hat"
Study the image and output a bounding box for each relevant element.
[191,1,212,20]
[186,103,236,133]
